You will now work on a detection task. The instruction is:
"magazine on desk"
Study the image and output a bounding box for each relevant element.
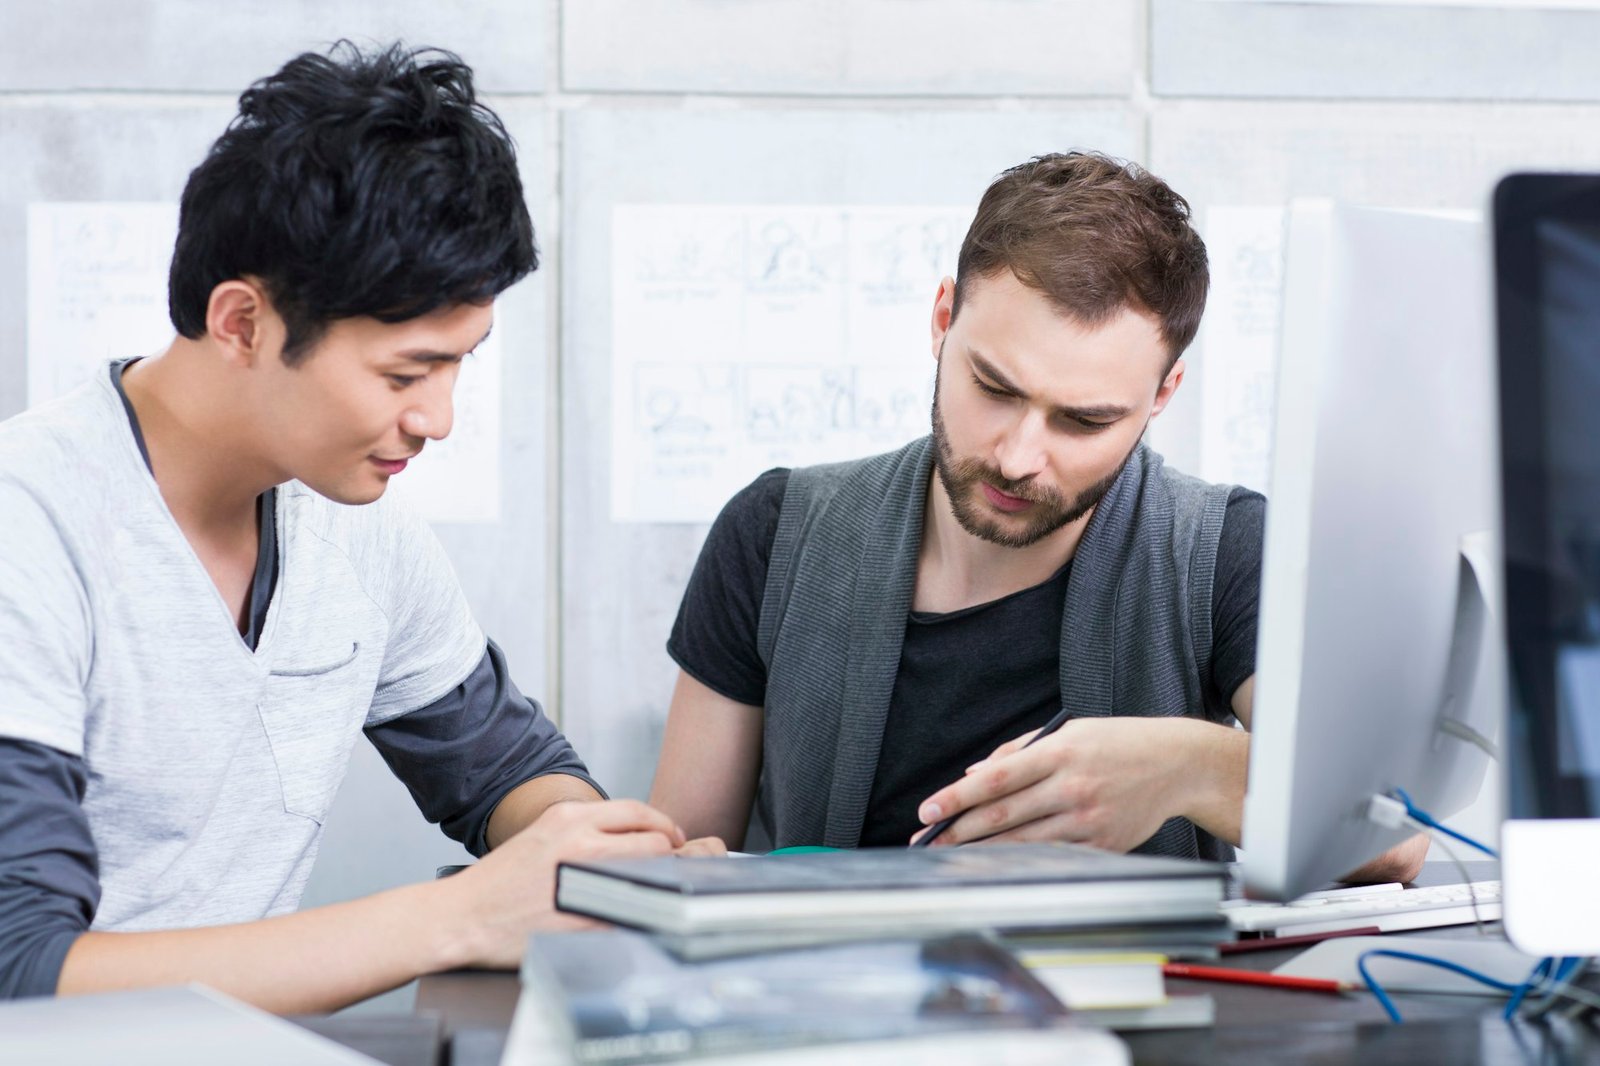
[554,842,1227,945]
[511,930,1131,1066]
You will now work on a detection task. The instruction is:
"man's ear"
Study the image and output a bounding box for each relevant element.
[930,276,956,362]
[1149,358,1185,419]
[204,279,275,369]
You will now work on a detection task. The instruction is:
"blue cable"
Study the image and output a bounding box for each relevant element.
[1357,949,1523,1024]
[1391,788,1499,859]
[1367,792,1595,1024]
[1358,791,1532,1023]
[1523,956,1586,1017]
[1503,958,1553,1019]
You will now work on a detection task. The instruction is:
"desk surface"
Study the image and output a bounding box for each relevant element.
[399,862,1600,1066]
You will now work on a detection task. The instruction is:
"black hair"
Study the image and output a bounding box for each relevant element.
[168,41,537,362]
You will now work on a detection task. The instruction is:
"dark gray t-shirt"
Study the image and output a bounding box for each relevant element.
[669,468,1265,848]
[0,363,595,998]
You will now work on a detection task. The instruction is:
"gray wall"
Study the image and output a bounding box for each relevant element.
[5,0,1599,1010]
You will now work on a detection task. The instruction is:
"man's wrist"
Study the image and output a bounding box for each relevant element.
[401,873,484,973]
[1171,717,1248,843]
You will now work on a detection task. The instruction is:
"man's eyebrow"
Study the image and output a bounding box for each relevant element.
[968,350,1131,421]
[399,324,494,364]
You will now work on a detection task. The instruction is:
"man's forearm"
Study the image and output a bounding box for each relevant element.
[56,877,474,1014]
[1175,719,1250,847]
[54,784,681,1013]
[484,773,603,851]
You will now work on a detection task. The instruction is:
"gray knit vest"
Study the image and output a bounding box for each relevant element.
[751,435,1237,860]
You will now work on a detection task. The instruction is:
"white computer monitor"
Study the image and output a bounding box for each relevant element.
[1493,172,1600,957]
[1239,201,1505,902]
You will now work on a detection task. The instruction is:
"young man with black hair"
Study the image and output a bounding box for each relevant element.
[0,43,714,1013]
[651,153,1427,881]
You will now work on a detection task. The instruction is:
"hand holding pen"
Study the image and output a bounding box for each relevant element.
[909,711,1221,850]
[910,705,1074,847]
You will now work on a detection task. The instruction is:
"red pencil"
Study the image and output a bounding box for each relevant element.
[1162,962,1353,994]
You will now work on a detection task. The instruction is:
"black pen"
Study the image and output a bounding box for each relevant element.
[909,704,1075,848]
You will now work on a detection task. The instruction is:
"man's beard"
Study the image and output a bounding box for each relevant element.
[930,373,1136,550]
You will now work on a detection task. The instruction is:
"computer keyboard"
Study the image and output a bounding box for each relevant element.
[1222,880,1502,936]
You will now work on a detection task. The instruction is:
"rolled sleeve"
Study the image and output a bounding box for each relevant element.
[365,640,603,857]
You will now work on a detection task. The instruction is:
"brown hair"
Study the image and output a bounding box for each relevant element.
[953,151,1209,365]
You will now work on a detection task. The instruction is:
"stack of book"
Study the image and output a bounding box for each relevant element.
[554,843,1230,961]
[520,842,1232,1051]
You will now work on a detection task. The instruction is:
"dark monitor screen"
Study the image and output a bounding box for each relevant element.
[1495,173,1600,819]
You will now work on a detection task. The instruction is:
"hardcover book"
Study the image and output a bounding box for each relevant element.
[555,843,1226,944]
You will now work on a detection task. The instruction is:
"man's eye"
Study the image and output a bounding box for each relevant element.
[388,374,425,389]
[1051,410,1116,432]
[971,374,1010,398]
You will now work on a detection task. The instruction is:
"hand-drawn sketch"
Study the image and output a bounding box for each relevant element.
[611,205,969,523]
[1197,206,1285,495]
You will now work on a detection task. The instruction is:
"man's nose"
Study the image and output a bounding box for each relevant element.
[993,409,1049,482]
[401,382,454,442]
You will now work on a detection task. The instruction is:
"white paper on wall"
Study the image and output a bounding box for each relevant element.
[26,201,503,525]
[1197,206,1286,495]
[610,204,972,523]
[27,202,180,407]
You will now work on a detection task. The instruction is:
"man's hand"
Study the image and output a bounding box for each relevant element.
[675,836,730,857]
[446,799,687,968]
[1340,832,1430,884]
[911,716,1247,852]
